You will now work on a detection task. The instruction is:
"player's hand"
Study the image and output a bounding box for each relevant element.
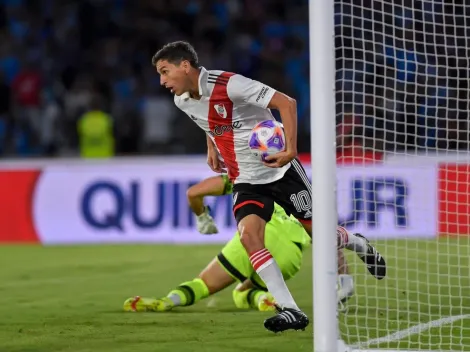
[263,151,296,168]
[207,151,227,173]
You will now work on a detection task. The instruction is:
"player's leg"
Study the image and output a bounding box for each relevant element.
[232,187,308,332]
[272,160,356,303]
[187,175,229,234]
[254,215,310,332]
[232,225,308,313]
[237,212,301,311]
[230,221,306,313]
[337,249,354,302]
[298,220,352,274]
[216,231,277,312]
[243,222,307,313]
[123,258,235,312]
[305,219,354,306]
[287,159,386,279]
[302,211,386,280]
[337,226,386,279]
[305,214,355,304]
[238,214,301,311]
[284,160,386,277]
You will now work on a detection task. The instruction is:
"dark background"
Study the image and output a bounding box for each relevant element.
[0,0,468,158]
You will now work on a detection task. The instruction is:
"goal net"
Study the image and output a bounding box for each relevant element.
[334,1,470,351]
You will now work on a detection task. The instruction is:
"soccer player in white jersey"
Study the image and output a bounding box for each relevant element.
[152,41,386,333]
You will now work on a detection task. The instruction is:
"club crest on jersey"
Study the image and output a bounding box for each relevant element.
[214,104,227,119]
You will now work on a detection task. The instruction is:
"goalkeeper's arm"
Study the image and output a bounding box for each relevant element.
[186,175,232,216]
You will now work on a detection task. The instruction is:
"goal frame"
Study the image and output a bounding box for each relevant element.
[309,0,341,351]
[309,1,466,352]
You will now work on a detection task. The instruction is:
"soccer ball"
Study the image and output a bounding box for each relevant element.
[248,120,286,161]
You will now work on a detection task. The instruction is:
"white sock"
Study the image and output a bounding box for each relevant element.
[249,248,300,311]
[337,274,354,306]
[337,226,367,254]
[337,274,354,294]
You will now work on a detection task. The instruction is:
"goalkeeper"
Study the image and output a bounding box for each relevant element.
[123,174,311,312]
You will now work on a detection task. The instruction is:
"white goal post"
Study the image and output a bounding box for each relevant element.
[310,1,470,352]
[309,0,340,351]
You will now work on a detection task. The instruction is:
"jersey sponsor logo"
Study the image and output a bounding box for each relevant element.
[214,103,228,119]
[208,121,242,137]
[256,86,270,103]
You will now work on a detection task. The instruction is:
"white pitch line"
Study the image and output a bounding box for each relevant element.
[356,314,470,348]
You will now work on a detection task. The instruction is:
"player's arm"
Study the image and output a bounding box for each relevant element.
[207,134,216,151]
[206,135,226,173]
[266,92,298,165]
[187,175,232,235]
[227,75,297,167]
[187,175,229,216]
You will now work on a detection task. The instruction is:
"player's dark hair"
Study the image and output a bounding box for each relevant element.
[152,41,199,68]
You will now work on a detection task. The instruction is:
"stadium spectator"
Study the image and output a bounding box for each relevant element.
[0,70,11,155]
[0,0,467,157]
[77,96,115,159]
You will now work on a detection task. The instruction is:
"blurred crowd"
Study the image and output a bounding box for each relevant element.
[0,0,309,157]
[336,0,470,153]
[0,0,468,158]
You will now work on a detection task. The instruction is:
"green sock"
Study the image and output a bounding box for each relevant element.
[231,288,266,310]
[232,289,250,309]
[167,278,209,307]
[246,289,268,309]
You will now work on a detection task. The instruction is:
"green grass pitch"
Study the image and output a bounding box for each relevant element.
[0,239,469,352]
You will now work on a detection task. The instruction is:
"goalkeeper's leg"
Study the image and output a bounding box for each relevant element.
[232,280,276,312]
[123,258,235,312]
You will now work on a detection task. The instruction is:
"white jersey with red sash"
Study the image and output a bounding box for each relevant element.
[174,67,290,184]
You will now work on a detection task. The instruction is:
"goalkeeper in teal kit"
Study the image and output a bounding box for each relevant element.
[123,174,311,312]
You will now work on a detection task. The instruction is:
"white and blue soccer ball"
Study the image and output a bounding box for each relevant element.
[248,120,286,161]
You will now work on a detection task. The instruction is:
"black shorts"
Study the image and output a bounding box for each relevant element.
[232,159,312,225]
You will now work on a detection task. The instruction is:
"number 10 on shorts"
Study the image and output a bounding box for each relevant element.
[290,191,311,212]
